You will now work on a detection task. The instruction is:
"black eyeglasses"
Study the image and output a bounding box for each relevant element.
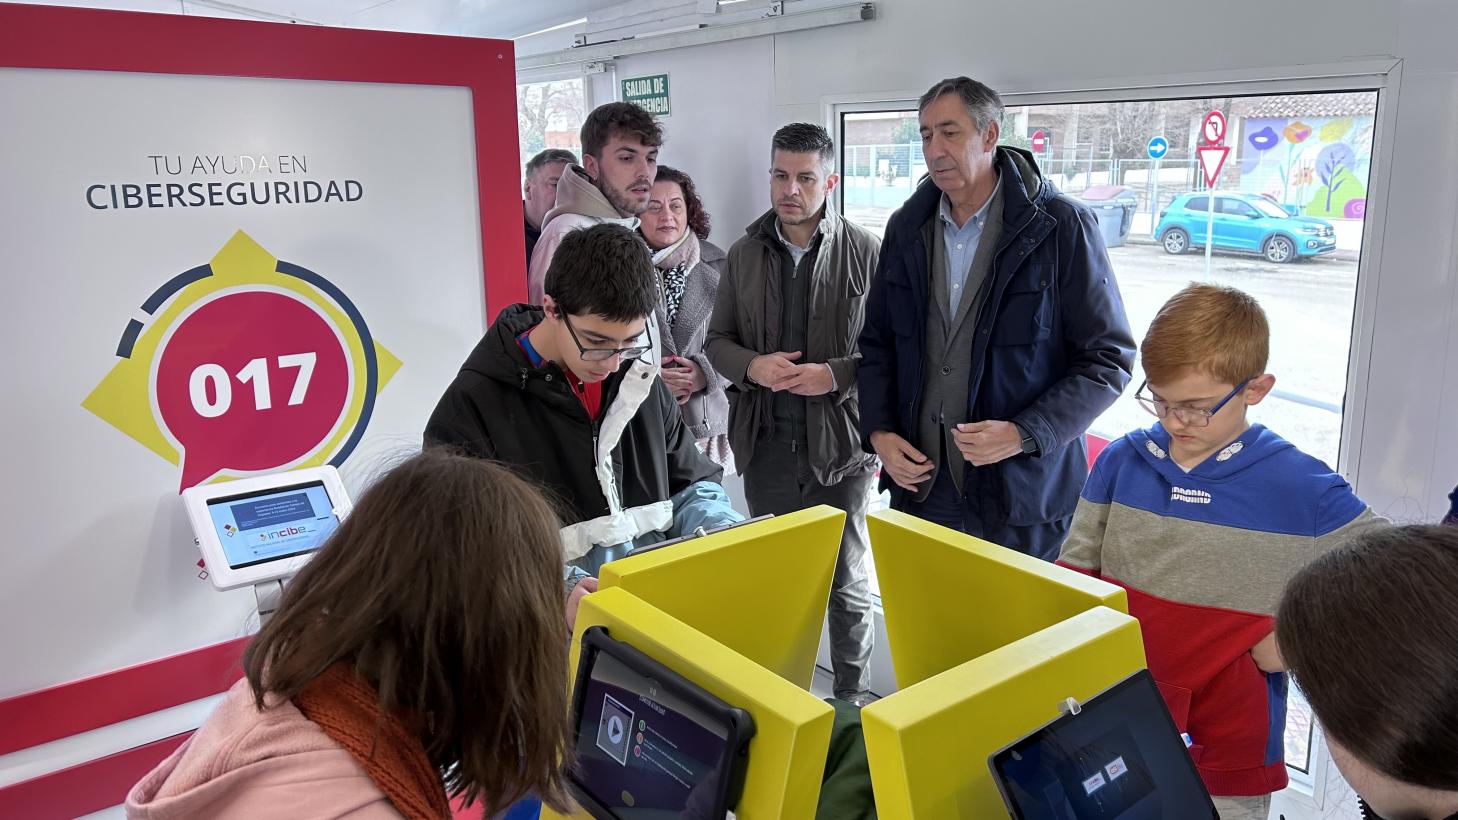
[560,313,653,362]
[1134,378,1250,428]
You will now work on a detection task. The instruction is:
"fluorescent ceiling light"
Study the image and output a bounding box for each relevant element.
[517,1,871,69]
[515,16,588,39]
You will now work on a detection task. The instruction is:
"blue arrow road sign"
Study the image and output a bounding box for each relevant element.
[1147,136,1169,160]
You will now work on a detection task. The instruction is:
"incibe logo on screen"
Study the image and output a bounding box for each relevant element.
[258,525,309,542]
[85,154,363,210]
[83,229,404,492]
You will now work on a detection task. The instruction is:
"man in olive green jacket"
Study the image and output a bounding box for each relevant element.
[706,123,881,704]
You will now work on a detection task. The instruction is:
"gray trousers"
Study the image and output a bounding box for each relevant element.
[744,434,875,698]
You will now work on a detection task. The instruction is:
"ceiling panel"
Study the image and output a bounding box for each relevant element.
[15,0,619,39]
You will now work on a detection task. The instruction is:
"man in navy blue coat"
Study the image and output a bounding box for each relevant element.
[858,77,1135,560]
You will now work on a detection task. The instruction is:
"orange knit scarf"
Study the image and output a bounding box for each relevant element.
[294,663,453,820]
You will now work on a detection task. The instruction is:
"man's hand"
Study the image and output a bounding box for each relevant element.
[660,356,706,404]
[747,351,802,388]
[772,362,835,396]
[1251,631,1285,673]
[953,421,1023,466]
[566,577,599,630]
[870,431,934,491]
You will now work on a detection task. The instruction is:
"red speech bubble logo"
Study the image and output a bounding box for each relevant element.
[154,289,351,490]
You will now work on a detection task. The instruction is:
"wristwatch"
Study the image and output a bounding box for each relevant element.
[1017,424,1038,456]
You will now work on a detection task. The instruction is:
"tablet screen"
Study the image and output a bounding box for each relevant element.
[205,481,339,569]
[992,671,1216,820]
[573,644,734,819]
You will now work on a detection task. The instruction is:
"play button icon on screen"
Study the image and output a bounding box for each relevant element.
[596,694,635,766]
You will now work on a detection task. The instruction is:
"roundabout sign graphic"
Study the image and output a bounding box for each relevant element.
[84,230,402,490]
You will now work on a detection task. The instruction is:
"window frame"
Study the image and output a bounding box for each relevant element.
[514,62,606,173]
[829,61,1404,811]
[830,58,1399,484]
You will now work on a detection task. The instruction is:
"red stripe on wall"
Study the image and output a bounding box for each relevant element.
[0,637,249,757]
[0,733,190,820]
[1087,433,1112,468]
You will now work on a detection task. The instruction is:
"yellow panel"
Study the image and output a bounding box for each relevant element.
[868,509,1128,690]
[598,507,846,690]
[542,587,836,820]
[861,607,1148,820]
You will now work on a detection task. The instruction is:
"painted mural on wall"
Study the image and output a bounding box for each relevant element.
[1239,116,1374,219]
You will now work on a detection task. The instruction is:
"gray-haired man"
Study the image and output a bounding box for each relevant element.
[523,148,579,264]
[858,77,1134,561]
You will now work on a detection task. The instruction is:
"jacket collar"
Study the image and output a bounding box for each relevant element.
[471,304,541,381]
[542,165,638,227]
[469,304,630,394]
[938,174,1001,231]
[746,202,844,246]
[898,146,1051,240]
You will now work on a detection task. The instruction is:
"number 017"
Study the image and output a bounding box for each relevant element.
[189,353,317,418]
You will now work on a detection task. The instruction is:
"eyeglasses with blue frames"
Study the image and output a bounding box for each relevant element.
[1134,378,1251,428]
[560,312,653,363]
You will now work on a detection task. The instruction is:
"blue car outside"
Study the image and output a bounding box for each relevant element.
[1155,192,1337,263]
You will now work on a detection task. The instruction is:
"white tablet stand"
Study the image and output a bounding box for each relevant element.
[182,466,352,629]
[254,579,285,625]
[191,538,290,626]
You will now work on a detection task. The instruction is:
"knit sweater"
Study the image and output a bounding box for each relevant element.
[126,677,403,819]
[1058,422,1384,796]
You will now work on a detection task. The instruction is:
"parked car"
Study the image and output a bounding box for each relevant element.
[1155,192,1336,263]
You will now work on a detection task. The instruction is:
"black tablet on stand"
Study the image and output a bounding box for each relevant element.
[989,669,1217,820]
[568,626,756,820]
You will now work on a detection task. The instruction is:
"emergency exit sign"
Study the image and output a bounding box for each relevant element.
[621,73,670,116]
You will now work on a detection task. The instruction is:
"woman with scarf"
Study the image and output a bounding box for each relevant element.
[640,165,734,472]
[126,450,573,819]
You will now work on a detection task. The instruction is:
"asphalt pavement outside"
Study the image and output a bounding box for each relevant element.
[1098,240,1358,469]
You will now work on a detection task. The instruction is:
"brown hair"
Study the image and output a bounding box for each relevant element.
[242,449,572,813]
[580,101,663,159]
[546,223,657,321]
[1277,524,1458,790]
[771,122,836,174]
[1141,282,1269,385]
[651,165,711,241]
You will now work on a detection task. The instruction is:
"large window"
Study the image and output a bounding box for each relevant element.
[516,77,587,176]
[842,91,1377,469]
[843,90,1380,776]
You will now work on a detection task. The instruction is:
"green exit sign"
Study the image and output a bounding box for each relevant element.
[621,73,670,116]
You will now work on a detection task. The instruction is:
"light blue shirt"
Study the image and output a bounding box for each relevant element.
[938,179,1000,316]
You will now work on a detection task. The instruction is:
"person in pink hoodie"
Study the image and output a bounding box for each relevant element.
[127,450,575,819]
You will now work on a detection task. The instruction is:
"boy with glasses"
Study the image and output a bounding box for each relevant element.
[1058,283,1383,819]
[427,224,739,624]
